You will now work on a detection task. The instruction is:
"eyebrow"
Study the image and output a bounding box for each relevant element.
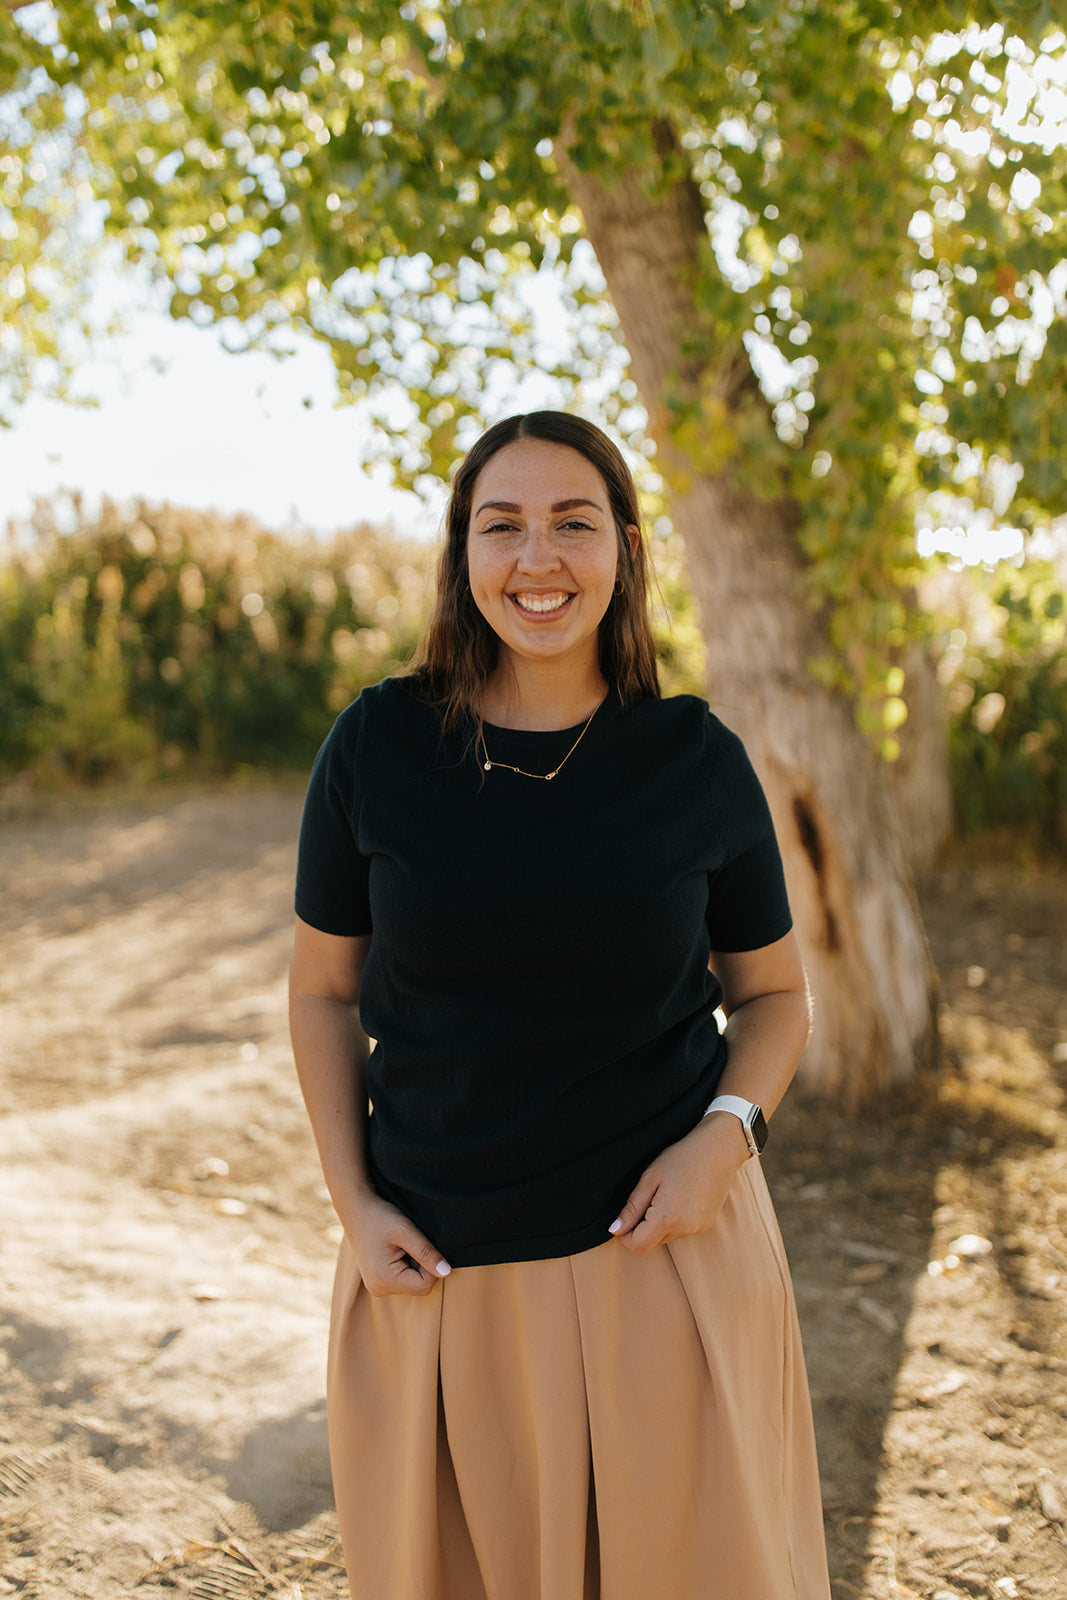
[474,498,605,516]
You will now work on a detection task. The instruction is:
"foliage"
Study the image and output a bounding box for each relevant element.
[934,556,1067,846]
[1,1,1065,737]
[0,498,432,778]
[647,523,707,701]
[0,5,110,422]
[0,494,704,782]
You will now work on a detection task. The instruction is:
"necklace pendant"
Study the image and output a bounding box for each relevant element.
[478,693,603,783]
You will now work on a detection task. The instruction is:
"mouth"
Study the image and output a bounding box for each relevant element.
[509,591,575,616]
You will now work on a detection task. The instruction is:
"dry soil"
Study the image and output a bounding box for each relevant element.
[1,784,1065,1600]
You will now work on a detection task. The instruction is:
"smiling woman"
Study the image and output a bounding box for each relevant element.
[289,411,831,1600]
[466,440,637,721]
[415,410,659,737]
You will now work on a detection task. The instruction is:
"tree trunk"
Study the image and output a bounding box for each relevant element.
[562,135,937,1099]
[887,643,953,878]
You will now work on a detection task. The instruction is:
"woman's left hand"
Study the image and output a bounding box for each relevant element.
[609,1111,751,1255]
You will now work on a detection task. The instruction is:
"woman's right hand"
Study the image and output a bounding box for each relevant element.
[289,925,451,1298]
[344,1191,452,1296]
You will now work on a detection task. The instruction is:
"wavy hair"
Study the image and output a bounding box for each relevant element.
[411,411,661,731]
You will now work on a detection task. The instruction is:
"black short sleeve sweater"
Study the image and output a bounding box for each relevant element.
[294,677,792,1266]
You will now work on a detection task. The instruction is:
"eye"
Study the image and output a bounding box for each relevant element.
[559,518,595,533]
[478,519,518,534]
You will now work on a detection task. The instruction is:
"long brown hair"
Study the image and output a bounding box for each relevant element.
[411,411,661,731]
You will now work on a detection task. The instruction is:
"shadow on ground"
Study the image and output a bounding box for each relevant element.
[204,1400,334,1531]
[771,851,1067,1599]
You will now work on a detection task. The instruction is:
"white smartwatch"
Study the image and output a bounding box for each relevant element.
[703,1094,768,1157]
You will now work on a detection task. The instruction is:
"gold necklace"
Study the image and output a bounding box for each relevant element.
[479,697,604,781]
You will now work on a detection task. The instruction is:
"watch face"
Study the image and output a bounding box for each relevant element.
[749,1105,769,1153]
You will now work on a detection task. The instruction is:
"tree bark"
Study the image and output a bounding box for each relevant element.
[887,643,953,878]
[562,135,938,1099]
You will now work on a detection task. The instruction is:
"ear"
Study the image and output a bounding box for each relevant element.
[624,523,640,559]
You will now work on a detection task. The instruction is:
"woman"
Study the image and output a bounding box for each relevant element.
[289,411,831,1600]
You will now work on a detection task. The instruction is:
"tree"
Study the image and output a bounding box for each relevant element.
[3,0,1065,1096]
[0,0,110,420]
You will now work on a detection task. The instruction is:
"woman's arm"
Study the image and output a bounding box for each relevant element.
[610,929,810,1255]
[703,926,812,1127]
[289,915,451,1293]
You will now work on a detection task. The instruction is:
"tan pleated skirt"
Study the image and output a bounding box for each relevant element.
[326,1158,830,1600]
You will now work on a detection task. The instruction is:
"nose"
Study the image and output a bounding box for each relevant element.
[515,523,562,573]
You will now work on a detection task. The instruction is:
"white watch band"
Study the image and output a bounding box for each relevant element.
[703,1093,762,1157]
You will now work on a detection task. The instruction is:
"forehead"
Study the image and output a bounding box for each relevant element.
[470,438,609,511]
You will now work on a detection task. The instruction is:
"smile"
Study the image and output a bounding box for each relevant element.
[510,592,574,615]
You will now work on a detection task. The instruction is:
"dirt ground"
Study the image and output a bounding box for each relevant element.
[0,782,1065,1600]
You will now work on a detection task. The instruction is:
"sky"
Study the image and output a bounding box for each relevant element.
[0,286,1036,569]
[0,300,440,540]
[0,0,439,542]
[0,291,1037,568]
[2,8,1063,566]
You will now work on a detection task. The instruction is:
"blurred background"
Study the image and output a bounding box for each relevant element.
[1,2,1064,856]
[2,6,1066,1598]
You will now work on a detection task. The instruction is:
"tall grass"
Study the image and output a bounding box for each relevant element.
[0,498,431,780]
[934,559,1067,849]
[0,495,706,784]
[15,495,1058,848]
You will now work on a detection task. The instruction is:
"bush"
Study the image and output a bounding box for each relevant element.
[0,498,432,780]
[1,496,706,785]
[935,559,1067,849]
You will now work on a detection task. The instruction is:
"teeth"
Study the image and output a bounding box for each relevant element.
[514,593,570,613]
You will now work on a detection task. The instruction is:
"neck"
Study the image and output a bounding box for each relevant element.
[480,658,608,731]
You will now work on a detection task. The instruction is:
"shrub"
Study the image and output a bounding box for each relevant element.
[0,499,432,780]
[0,495,706,784]
[935,559,1067,849]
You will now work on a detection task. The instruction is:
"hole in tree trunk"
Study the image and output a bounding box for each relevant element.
[793,794,840,953]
